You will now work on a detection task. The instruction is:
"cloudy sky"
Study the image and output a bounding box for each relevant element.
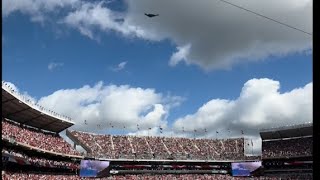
[2,0,312,155]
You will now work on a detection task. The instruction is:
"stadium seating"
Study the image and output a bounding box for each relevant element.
[146,136,170,159]
[262,137,312,158]
[1,172,313,180]
[2,119,81,156]
[130,136,153,159]
[112,135,134,159]
[2,147,79,169]
[69,130,245,160]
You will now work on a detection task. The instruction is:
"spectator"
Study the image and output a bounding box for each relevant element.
[1,172,313,180]
[262,137,312,158]
[70,130,246,160]
[2,119,81,156]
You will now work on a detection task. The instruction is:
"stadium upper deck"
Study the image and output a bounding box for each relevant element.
[67,129,246,161]
[260,124,313,159]
[260,123,312,140]
[2,81,74,133]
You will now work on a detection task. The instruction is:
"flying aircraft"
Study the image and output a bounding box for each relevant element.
[144,13,159,18]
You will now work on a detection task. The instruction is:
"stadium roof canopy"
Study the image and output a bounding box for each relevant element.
[259,123,313,140]
[2,83,74,133]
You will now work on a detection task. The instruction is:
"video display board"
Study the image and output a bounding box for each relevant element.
[231,161,261,176]
[80,160,110,177]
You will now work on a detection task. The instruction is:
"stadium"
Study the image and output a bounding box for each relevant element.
[2,82,313,179]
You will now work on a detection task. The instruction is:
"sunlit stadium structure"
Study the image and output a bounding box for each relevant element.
[2,82,313,179]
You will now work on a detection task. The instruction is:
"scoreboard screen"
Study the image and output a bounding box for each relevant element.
[231,161,261,176]
[80,160,110,177]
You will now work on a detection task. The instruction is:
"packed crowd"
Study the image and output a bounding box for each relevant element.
[262,137,313,158]
[2,172,313,180]
[113,135,134,159]
[2,119,81,156]
[2,173,81,180]
[2,147,79,169]
[147,136,170,159]
[70,130,245,160]
[130,136,153,159]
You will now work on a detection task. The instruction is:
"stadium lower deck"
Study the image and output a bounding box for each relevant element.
[1,173,314,180]
[2,117,313,179]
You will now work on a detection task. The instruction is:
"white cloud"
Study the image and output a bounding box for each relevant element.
[3,0,312,70]
[110,61,127,72]
[61,0,312,70]
[37,81,183,132]
[48,62,64,71]
[128,126,162,137]
[2,0,79,22]
[61,2,152,40]
[172,78,312,154]
[117,61,127,70]
[3,80,180,150]
[124,0,312,70]
[173,78,312,134]
[169,44,191,67]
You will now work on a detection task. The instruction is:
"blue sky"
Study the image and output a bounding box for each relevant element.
[2,0,312,153]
